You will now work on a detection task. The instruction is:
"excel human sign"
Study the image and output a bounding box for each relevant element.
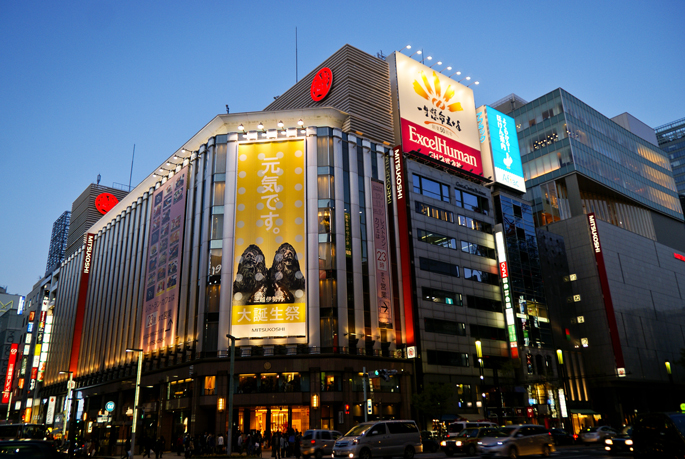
[388,51,483,174]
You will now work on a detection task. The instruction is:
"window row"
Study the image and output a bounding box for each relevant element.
[416,201,492,234]
[419,258,499,285]
[417,229,495,259]
[413,174,490,215]
[424,318,506,342]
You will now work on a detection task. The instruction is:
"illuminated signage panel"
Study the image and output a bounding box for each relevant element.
[477,106,525,193]
[388,52,482,174]
[69,233,95,373]
[371,181,393,327]
[495,231,518,358]
[231,140,307,339]
[2,344,18,403]
[46,396,57,424]
[141,168,189,352]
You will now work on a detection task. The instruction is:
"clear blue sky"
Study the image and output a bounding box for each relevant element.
[1,0,684,295]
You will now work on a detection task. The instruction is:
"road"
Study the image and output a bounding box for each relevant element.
[416,444,631,458]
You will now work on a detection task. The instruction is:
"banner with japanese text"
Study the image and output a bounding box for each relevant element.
[231,140,307,338]
[371,181,392,327]
[141,168,188,352]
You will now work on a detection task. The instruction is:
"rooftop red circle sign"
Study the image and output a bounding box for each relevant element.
[310,67,333,102]
[95,192,119,215]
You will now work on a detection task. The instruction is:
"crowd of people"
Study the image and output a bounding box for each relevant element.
[115,428,303,458]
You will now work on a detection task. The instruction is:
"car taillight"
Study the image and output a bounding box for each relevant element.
[311,440,316,445]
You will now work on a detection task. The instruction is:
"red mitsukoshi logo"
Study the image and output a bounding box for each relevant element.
[310,67,333,102]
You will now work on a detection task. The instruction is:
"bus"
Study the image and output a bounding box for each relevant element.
[0,424,48,440]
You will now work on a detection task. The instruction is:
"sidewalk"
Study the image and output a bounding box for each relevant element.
[95,448,271,459]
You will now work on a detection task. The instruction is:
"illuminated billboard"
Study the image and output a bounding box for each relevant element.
[141,168,189,352]
[231,140,307,339]
[388,51,482,175]
[495,231,518,358]
[476,106,526,193]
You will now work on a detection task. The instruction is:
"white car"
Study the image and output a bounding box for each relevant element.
[579,426,618,444]
[478,425,554,458]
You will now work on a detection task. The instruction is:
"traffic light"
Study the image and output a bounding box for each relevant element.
[344,404,350,415]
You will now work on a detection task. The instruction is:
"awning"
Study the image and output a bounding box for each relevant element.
[569,409,600,415]
[456,413,485,421]
[440,414,458,421]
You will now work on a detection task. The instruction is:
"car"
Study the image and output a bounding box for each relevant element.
[445,421,497,439]
[440,426,500,456]
[0,440,62,458]
[333,420,422,459]
[579,425,618,444]
[300,429,342,459]
[477,424,555,458]
[632,412,685,459]
[547,428,575,446]
[420,431,439,453]
[604,426,633,455]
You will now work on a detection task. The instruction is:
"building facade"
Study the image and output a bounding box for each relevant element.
[45,211,71,276]
[656,116,685,196]
[504,88,685,427]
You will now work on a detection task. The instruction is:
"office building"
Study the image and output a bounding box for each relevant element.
[656,117,685,196]
[503,88,685,427]
[45,211,71,276]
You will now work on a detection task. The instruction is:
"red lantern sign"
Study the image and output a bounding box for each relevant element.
[310,67,333,102]
[95,193,119,215]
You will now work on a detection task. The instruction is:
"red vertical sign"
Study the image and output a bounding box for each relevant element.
[3,344,18,403]
[587,213,624,368]
[393,147,416,345]
[69,233,95,373]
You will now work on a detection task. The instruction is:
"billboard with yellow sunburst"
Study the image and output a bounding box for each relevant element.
[388,51,482,175]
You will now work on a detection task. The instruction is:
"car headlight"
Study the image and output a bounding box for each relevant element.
[352,439,358,445]
[605,439,613,445]
[440,441,446,446]
[455,441,462,447]
[626,439,633,446]
[496,441,504,445]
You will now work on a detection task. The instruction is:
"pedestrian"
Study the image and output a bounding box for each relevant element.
[143,436,152,458]
[123,438,132,459]
[156,437,164,459]
[176,434,183,456]
[185,437,194,458]
[280,432,286,458]
[271,432,280,459]
[217,433,224,453]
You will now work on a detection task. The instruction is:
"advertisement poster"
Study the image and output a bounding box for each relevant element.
[231,140,306,339]
[141,169,188,352]
[389,51,482,175]
[477,106,526,193]
[371,181,392,327]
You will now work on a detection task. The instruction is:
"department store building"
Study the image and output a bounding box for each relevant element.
[29,45,574,452]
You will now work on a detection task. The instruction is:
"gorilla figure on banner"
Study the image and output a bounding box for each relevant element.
[233,244,269,298]
[233,242,305,304]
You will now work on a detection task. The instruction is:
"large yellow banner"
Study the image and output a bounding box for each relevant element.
[231,140,307,338]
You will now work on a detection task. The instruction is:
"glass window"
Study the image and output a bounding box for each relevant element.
[425,318,466,336]
[213,182,225,206]
[204,376,216,395]
[419,257,459,278]
[455,189,489,215]
[416,202,454,222]
[466,295,503,313]
[210,214,223,240]
[469,324,506,341]
[214,143,227,174]
[417,229,457,249]
[427,350,469,367]
[414,175,450,202]
[321,372,342,392]
[422,287,462,305]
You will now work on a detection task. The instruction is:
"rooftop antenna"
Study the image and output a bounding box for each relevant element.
[97,174,101,185]
[295,27,298,83]
[128,144,135,191]
[226,105,230,114]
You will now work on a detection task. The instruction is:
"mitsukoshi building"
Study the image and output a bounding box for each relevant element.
[32,45,560,453]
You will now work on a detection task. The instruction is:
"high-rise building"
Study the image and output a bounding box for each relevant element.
[45,211,71,276]
[655,117,685,196]
[502,88,685,427]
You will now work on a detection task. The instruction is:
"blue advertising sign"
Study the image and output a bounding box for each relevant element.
[477,106,526,193]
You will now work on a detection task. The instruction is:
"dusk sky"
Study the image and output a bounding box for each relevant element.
[2,0,684,296]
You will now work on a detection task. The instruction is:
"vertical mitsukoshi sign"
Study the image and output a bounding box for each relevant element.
[231,140,307,339]
[141,169,188,353]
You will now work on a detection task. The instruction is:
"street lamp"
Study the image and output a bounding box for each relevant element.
[226,335,236,455]
[59,371,75,458]
[126,348,144,456]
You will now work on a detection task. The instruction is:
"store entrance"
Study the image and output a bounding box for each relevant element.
[239,406,310,435]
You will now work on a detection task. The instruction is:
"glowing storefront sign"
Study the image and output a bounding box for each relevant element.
[45,396,57,424]
[558,388,568,418]
[231,140,307,339]
[495,231,518,358]
[2,344,18,403]
[17,296,25,315]
[476,106,525,193]
[141,168,189,353]
[388,52,482,174]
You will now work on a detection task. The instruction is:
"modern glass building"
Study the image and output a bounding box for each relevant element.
[656,116,685,195]
[500,89,683,249]
[499,89,685,427]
